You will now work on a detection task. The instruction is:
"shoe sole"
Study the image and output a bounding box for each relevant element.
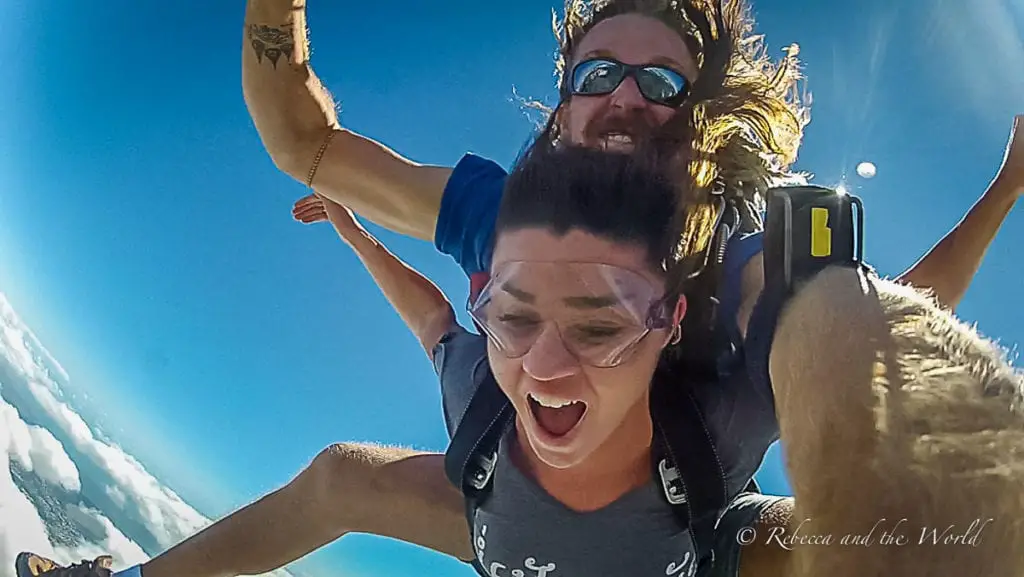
[14,552,62,577]
[15,552,35,577]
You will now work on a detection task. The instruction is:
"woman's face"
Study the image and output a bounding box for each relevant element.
[477,227,685,470]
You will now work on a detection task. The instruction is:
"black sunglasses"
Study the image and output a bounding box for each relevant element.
[568,58,691,107]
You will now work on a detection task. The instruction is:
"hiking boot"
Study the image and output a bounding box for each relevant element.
[15,553,113,577]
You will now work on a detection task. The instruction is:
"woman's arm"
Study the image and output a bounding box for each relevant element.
[294,193,456,355]
[141,445,470,577]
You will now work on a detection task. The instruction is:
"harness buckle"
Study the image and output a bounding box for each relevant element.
[466,450,497,491]
[658,458,688,505]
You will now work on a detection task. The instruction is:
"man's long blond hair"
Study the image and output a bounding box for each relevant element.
[540,0,809,267]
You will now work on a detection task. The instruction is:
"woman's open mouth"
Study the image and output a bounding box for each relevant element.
[526,392,587,438]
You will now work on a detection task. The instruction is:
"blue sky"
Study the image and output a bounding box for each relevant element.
[1,0,1022,575]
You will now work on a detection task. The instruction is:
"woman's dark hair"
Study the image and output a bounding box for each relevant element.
[495,142,697,303]
[494,141,728,378]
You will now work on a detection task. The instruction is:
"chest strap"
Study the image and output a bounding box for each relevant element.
[444,367,729,572]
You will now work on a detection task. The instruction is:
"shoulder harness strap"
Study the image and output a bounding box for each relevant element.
[649,368,729,572]
[444,369,513,499]
[443,368,512,574]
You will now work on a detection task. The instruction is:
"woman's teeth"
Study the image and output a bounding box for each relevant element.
[528,391,582,409]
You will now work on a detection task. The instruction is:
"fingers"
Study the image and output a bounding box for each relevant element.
[293,201,328,223]
[293,192,319,205]
[292,193,322,212]
[290,193,357,226]
[292,193,328,223]
[994,118,1024,199]
[294,206,328,223]
[290,193,358,227]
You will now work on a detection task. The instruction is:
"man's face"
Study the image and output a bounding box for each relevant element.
[563,14,698,153]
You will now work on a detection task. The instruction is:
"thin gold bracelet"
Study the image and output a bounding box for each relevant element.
[305,130,337,188]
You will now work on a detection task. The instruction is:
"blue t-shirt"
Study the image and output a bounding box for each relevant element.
[434,153,765,341]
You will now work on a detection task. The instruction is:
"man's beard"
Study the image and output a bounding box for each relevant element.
[583,111,657,152]
[583,110,694,173]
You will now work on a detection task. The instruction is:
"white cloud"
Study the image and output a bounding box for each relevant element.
[57,505,148,568]
[0,294,208,549]
[26,427,81,493]
[0,299,66,391]
[6,410,81,494]
[0,292,298,577]
[105,485,127,510]
[35,380,209,548]
[0,403,81,494]
[0,397,64,577]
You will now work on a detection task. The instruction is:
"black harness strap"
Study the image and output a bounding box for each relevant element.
[649,370,729,571]
[444,370,513,573]
[444,371,513,496]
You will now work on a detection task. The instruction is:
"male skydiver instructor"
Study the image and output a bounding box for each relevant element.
[15,0,1023,572]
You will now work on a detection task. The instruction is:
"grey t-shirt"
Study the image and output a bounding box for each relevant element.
[432,323,778,577]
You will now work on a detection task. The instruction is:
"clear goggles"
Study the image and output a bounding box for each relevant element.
[468,261,675,368]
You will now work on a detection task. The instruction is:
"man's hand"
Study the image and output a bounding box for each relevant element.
[292,193,364,237]
[993,114,1024,200]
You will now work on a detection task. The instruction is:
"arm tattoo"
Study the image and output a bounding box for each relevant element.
[247,24,295,68]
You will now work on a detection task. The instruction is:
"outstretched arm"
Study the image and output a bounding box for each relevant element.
[140,445,470,577]
[294,193,455,355]
[895,115,1023,309]
[242,0,451,240]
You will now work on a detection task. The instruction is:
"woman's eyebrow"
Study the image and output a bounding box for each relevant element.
[562,295,620,309]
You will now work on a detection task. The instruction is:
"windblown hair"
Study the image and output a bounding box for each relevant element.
[540,0,809,261]
[495,143,692,301]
